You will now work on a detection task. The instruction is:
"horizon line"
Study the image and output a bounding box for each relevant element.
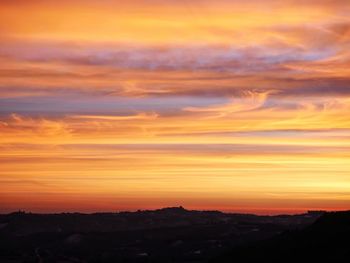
[1,206,341,217]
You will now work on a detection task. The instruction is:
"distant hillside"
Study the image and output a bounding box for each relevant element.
[213,210,350,263]
[0,207,320,235]
[0,207,321,262]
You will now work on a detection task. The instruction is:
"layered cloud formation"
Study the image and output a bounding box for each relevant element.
[0,0,350,213]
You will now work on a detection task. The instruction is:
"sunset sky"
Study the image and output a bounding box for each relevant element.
[0,0,350,214]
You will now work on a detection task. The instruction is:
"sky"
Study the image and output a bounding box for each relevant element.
[0,0,350,214]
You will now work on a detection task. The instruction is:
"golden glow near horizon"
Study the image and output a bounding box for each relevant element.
[0,0,350,214]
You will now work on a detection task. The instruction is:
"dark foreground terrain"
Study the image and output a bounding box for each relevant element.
[0,207,341,262]
[213,210,350,263]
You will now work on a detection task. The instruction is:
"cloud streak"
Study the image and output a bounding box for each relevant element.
[0,0,350,213]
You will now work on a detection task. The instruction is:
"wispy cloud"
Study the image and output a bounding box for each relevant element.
[1,0,350,213]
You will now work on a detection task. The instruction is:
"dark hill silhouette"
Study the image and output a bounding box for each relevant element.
[0,207,322,262]
[213,210,350,263]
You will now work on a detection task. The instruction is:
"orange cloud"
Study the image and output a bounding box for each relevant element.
[1,0,350,214]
